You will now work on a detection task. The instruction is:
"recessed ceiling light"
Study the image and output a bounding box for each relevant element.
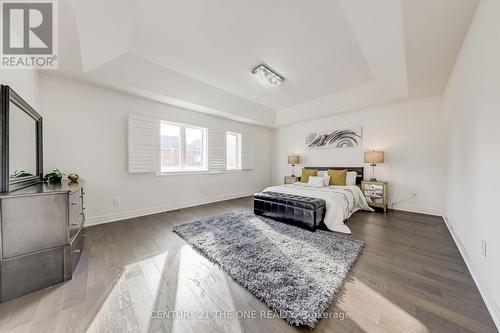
[251,64,285,88]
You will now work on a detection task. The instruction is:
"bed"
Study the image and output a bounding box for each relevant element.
[261,167,373,234]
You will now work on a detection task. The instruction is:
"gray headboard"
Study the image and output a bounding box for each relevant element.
[304,166,364,186]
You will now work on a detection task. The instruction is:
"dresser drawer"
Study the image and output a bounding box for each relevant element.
[70,228,85,273]
[1,193,67,259]
[364,190,383,196]
[0,246,65,301]
[69,190,83,240]
[365,184,384,191]
[284,176,300,184]
[365,194,384,204]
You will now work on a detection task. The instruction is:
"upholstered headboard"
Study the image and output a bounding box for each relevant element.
[304,166,364,186]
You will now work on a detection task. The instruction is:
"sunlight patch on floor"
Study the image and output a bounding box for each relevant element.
[85,250,191,333]
[339,277,428,333]
[175,244,244,333]
[85,269,140,332]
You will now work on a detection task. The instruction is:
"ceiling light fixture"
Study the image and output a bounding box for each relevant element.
[251,64,285,88]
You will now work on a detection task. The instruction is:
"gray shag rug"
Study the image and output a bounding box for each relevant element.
[173,209,364,327]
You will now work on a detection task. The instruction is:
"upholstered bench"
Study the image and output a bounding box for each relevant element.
[253,192,326,231]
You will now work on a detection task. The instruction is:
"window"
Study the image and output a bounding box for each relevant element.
[160,123,181,170]
[160,121,207,172]
[226,132,241,170]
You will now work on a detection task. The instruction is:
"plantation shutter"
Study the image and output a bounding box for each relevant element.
[208,128,226,171]
[128,113,159,173]
[241,134,255,170]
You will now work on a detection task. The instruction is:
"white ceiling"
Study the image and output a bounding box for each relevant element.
[51,0,478,127]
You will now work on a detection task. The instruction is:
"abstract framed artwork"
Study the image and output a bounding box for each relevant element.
[305,127,362,149]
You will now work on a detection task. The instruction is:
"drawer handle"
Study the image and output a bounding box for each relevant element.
[71,201,79,205]
[71,221,79,226]
[73,249,81,254]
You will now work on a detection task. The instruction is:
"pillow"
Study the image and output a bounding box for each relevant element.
[346,171,357,186]
[315,171,330,186]
[327,169,347,186]
[321,175,331,186]
[317,170,328,178]
[307,176,325,187]
[300,168,317,183]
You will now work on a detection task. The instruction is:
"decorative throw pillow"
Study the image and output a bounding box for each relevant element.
[315,171,330,185]
[300,168,318,183]
[307,176,325,187]
[328,169,347,186]
[317,170,328,177]
[346,171,357,186]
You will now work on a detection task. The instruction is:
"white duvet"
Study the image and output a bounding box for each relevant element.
[262,183,373,234]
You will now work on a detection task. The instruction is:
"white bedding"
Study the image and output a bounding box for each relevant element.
[262,183,373,234]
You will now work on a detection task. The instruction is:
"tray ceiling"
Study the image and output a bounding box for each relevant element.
[51,0,478,127]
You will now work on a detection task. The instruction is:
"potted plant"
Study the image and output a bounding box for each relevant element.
[43,169,64,184]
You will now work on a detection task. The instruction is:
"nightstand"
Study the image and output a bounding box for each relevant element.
[284,176,300,184]
[361,180,388,213]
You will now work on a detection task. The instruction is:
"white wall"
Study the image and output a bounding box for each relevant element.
[443,0,500,327]
[272,96,447,215]
[0,69,38,108]
[39,74,273,225]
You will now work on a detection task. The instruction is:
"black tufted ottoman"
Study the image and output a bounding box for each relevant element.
[253,192,326,231]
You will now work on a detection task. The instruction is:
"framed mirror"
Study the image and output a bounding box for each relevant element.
[0,85,43,192]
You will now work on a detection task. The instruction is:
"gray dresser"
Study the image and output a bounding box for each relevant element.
[0,181,85,301]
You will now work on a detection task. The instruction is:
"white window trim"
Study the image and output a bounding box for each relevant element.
[155,169,246,176]
[226,131,242,171]
[160,120,208,173]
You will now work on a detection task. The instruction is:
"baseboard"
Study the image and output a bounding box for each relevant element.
[85,192,255,226]
[442,216,500,330]
[391,203,442,216]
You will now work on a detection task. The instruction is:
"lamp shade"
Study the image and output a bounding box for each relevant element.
[364,151,384,163]
[288,155,300,165]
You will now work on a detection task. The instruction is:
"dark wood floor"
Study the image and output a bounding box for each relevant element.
[0,197,497,333]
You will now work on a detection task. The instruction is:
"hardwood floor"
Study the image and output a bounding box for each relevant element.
[0,197,497,333]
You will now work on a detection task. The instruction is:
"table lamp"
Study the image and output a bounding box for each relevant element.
[288,155,300,177]
[364,151,384,181]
